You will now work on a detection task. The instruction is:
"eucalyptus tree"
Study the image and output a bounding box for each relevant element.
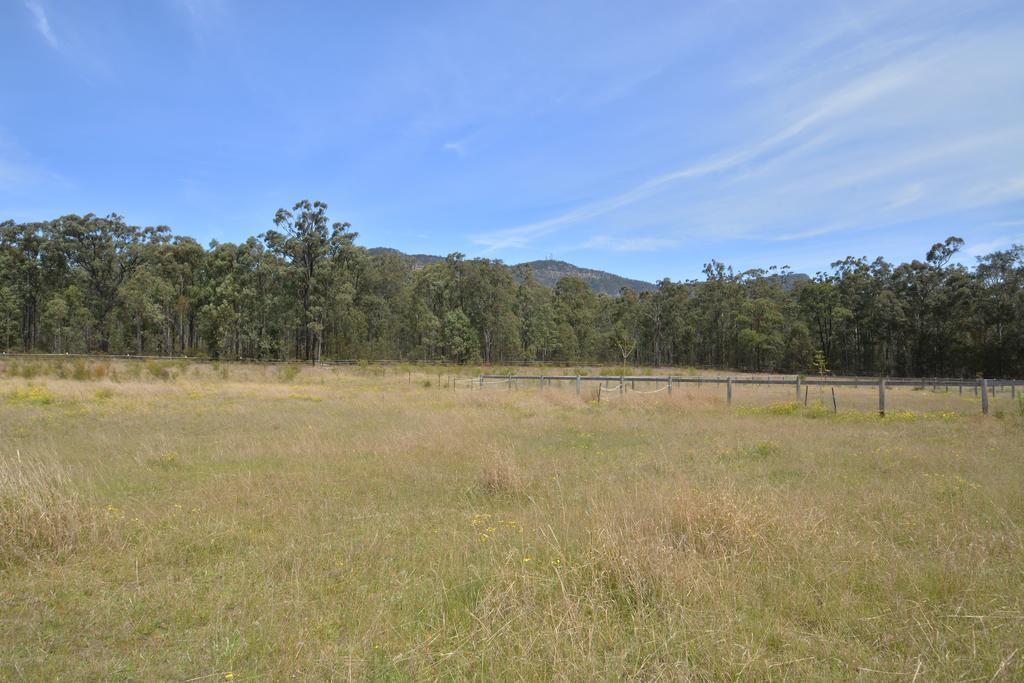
[263,200,357,362]
[46,214,168,352]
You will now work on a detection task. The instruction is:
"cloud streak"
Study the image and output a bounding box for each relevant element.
[472,3,1024,259]
[473,58,918,251]
[24,0,58,49]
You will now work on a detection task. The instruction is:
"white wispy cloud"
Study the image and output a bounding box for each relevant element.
[966,236,1023,257]
[442,140,468,157]
[472,1,1024,256]
[24,0,58,49]
[473,57,920,252]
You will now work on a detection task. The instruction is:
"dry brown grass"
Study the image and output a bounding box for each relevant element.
[0,360,1022,679]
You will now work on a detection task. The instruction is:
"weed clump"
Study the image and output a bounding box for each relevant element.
[5,386,56,405]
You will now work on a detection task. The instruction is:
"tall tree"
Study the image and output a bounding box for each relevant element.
[262,200,357,362]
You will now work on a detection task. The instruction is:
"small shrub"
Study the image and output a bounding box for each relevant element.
[94,387,115,400]
[421,379,432,388]
[71,359,91,381]
[144,360,176,380]
[91,362,110,380]
[277,364,301,382]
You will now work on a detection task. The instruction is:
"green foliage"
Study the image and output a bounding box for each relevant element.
[811,350,829,376]
[442,309,479,363]
[2,212,1022,377]
[277,364,301,383]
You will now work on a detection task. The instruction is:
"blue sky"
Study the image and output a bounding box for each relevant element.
[2,0,1023,281]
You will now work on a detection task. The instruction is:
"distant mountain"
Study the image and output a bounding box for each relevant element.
[366,247,445,268]
[365,247,810,296]
[366,248,658,296]
[515,259,657,295]
[767,272,812,292]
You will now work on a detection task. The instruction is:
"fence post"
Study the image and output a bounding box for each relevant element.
[795,377,801,402]
[981,378,989,415]
[727,377,733,406]
[575,375,581,397]
[620,375,624,395]
[539,375,544,391]
[668,376,673,394]
[479,375,483,390]
[1012,380,1016,400]
[878,377,885,416]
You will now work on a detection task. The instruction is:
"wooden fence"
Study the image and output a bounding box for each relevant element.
[473,374,1019,416]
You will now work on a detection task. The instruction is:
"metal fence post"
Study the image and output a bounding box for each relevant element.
[981,378,989,415]
[795,377,801,401]
[575,375,581,396]
[668,376,673,394]
[878,377,886,416]
[727,377,733,406]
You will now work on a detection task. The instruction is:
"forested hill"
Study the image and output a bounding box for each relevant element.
[2,203,1023,377]
[368,248,657,296]
[514,260,656,295]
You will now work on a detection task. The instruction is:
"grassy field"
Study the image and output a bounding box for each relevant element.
[2,360,1023,680]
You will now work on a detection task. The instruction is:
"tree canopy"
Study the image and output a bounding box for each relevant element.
[2,206,1022,376]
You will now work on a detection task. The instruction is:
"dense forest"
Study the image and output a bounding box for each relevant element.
[2,200,1022,377]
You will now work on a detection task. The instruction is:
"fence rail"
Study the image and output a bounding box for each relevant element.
[475,374,1019,416]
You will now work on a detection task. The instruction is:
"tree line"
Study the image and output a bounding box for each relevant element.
[2,200,1022,377]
